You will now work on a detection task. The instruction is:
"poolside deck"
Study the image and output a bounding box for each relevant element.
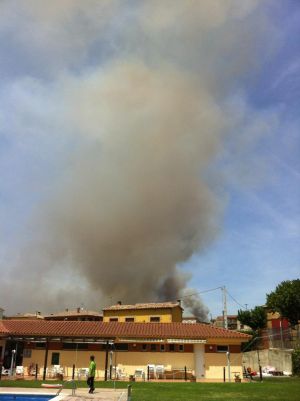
[0,387,127,401]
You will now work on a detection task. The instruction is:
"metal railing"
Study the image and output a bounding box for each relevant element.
[61,379,77,396]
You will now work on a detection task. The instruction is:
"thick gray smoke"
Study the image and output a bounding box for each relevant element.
[45,62,224,321]
[0,0,273,319]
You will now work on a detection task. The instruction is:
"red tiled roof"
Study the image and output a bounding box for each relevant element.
[0,321,9,333]
[103,302,182,311]
[0,320,251,340]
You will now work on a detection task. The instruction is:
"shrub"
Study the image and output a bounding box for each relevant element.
[292,349,300,376]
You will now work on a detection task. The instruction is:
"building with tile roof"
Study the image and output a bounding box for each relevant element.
[103,301,183,323]
[44,307,103,321]
[0,319,250,381]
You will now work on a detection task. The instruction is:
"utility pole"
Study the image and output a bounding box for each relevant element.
[222,286,228,330]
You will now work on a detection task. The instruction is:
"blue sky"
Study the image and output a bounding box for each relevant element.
[0,1,299,317]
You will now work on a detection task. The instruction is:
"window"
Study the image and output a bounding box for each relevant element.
[160,344,165,352]
[51,352,60,365]
[62,343,88,350]
[217,345,229,353]
[150,316,160,322]
[169,344,175,352]
[150,344,157,352]
[109,318,118,322]
[142,344,148,351]
[125,317,135,322]
[179,344,184,352]
[23,349,32,358]
[115,343,128,351]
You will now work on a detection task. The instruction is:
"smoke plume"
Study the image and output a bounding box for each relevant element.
[0,0,273,320]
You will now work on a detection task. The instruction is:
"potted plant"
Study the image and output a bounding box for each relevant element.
[234,373,241,382]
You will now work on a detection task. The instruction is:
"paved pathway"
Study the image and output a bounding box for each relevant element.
[0,387,127,401]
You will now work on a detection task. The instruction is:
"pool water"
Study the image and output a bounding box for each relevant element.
[0,395,52,401]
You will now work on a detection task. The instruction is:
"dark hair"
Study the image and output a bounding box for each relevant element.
[90,355,95,361]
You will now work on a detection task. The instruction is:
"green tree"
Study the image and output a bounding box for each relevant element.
[292,349,300,376]
[238,306,267,331]
[266,279,300,327]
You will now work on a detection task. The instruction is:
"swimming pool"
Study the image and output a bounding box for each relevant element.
[0,395,53,401]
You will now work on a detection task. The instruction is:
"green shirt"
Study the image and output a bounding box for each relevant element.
[89,360,96,377]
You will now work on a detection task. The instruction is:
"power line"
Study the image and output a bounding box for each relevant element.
[226,289,246,310]
[181,286,246,310]
[180,286,223,299]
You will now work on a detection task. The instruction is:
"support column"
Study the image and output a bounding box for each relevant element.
[104,341,109,381]
[43,340,49,381]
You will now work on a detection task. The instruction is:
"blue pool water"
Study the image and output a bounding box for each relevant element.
[0,395,52,401]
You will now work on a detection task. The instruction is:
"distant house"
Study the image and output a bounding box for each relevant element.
[260,310,293,349]
[182,317,200,324]
[4,312,44,320]
[214,315,250,331]
[44,307,103,322]
[103,301,183,323]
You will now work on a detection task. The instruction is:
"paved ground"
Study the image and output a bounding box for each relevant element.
[0,387,127,401]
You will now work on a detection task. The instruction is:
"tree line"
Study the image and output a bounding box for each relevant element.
[238,279,300,330]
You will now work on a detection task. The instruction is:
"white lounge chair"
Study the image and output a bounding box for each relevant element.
[1,366,10,375]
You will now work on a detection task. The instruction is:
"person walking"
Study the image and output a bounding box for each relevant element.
[87,355,96,394]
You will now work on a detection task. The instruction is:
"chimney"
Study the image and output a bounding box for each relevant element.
[177,299,181,306]
[77,307,80,313]
[0,308,4,320]
[117,301,122,305]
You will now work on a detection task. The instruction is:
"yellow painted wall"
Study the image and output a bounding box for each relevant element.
[115,351,194,376]
[18,336,246,380]
[205,352,242,380]
[23,349,106,378]
[22,349,193,378]
[103,307,182,323]
[21,346,244,380]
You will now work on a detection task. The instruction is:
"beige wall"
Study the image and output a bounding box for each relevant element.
[243,349,292,373]
[21,345,245,380]
[22,349,194,378]
[115,351,194,376]
[205,352,242,380]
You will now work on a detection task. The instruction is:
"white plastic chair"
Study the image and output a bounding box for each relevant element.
[16,366,24,375]
[134,369,144,380]
[116,367,127,380]
[155,365,165,379]
[147,364,155,379]
[77,367,89,380]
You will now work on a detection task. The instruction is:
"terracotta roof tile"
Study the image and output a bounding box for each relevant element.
[0,320,251,340]
[0,321,9,334]
[103,302,182,311]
